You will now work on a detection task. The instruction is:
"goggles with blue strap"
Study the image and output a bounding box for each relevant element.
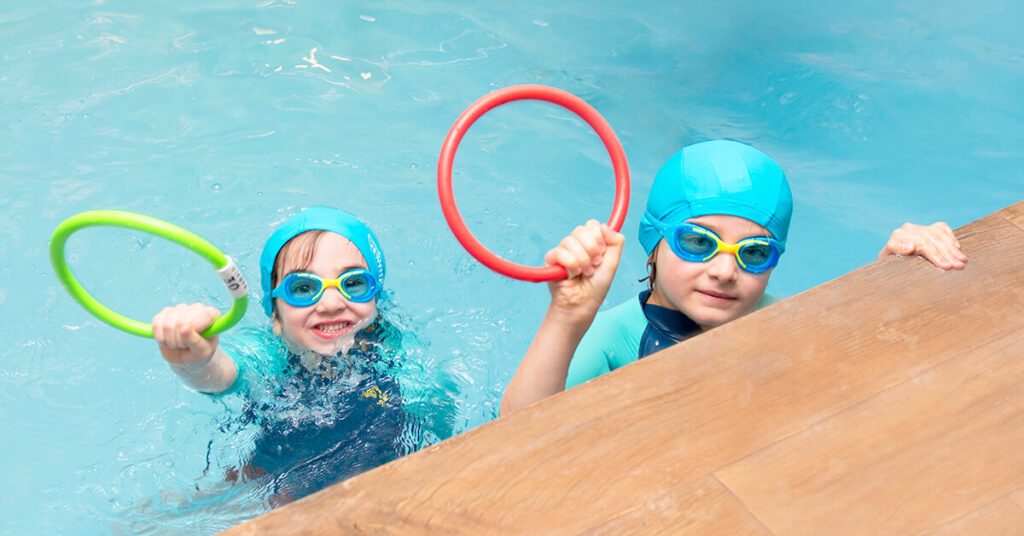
[658,222,784,274]
[271,268,379,307]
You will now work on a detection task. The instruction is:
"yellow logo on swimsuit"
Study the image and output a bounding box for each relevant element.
[362,385,389,406]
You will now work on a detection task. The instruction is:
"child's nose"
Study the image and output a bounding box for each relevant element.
[706,251,739,282]
[316,286,349,311]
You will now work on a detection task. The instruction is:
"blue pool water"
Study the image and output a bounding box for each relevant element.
[2,1,1022,533]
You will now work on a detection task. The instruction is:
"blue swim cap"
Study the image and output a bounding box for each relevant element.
[638,140,793,255]
[259,206,386,316]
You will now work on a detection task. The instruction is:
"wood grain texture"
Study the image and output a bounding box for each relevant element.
[1011,488,1024,514]
[573,476,772,536]
[1001,200,1024,231]
[225,200,1024,535]
[715,331,1024,534]
[922,499,1024,535]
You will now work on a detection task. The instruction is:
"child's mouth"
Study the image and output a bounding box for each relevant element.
[697,289,737,302]
[312,321,354,339]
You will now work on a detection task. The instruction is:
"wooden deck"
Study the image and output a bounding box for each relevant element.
[225,200,1024,535]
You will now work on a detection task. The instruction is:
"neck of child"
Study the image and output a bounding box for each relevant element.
[645,286,712,332]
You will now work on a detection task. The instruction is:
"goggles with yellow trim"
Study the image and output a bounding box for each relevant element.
[661,222,784,274]
[271,268,379,307]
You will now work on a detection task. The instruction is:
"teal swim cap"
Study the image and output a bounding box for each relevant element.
[259,206,386,316]
[638,140,793,255]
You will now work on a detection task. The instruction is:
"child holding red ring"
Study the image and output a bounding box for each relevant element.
[501,140,966,414]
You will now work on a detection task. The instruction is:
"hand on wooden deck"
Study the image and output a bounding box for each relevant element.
[878,222,968,270]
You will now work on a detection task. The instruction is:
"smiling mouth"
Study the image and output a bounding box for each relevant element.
[312,321,354,339]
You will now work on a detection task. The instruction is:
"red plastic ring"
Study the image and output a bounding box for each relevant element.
[437,85,630,282]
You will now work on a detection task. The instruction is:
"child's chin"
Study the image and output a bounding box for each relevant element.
[282,335,342,356]
[307,334,358,356]
[690,308,740,329]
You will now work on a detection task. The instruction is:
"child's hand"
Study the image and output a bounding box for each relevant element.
[499,220,625,416]
[878,222,967,270]
[152,303,221,371]
[544,220,625,322]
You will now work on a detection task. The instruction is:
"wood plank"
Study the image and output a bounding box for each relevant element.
[999,200,1024,231]
[715,329,1024,535]
[226,475,772,534]
[922,499,1024,535]
[582,476,771,536]
[226,204,1024,535]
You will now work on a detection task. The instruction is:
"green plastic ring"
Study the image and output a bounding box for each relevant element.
[49,210,249,338]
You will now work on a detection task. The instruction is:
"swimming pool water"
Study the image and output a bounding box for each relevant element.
[2,0,1022,533]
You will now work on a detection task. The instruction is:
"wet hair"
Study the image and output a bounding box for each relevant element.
[271,230,327,290]
[639,242,659,292]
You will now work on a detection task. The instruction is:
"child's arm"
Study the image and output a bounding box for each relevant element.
[500,220,625,416]
[878,222,967,270]
[152,303,238,394]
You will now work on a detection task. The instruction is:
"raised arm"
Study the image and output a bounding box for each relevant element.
[152,303,237,394]
[500,221,624,415]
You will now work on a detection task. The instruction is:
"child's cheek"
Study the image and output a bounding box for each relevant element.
[361,305,379,326]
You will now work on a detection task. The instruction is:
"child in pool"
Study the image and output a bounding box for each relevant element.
[152,205,448,502]
[500,140,967,414]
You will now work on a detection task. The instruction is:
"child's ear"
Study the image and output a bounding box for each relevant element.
[271,311,282,336]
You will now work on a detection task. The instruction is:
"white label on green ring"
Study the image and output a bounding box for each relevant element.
[216,256,249,299]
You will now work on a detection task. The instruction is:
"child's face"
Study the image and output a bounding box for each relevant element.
[650,214,772,329]
[272,232,378,356]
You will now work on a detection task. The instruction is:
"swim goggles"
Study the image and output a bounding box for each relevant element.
[270,268,379,307]
[660,222,784,274]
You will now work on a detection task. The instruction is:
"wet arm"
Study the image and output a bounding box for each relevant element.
[167,346,238,394]
[153,303,239,394]
[500,221,623,416]
[500,308,593,415]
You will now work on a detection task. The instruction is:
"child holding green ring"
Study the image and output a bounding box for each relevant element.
[152,205,452,503]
